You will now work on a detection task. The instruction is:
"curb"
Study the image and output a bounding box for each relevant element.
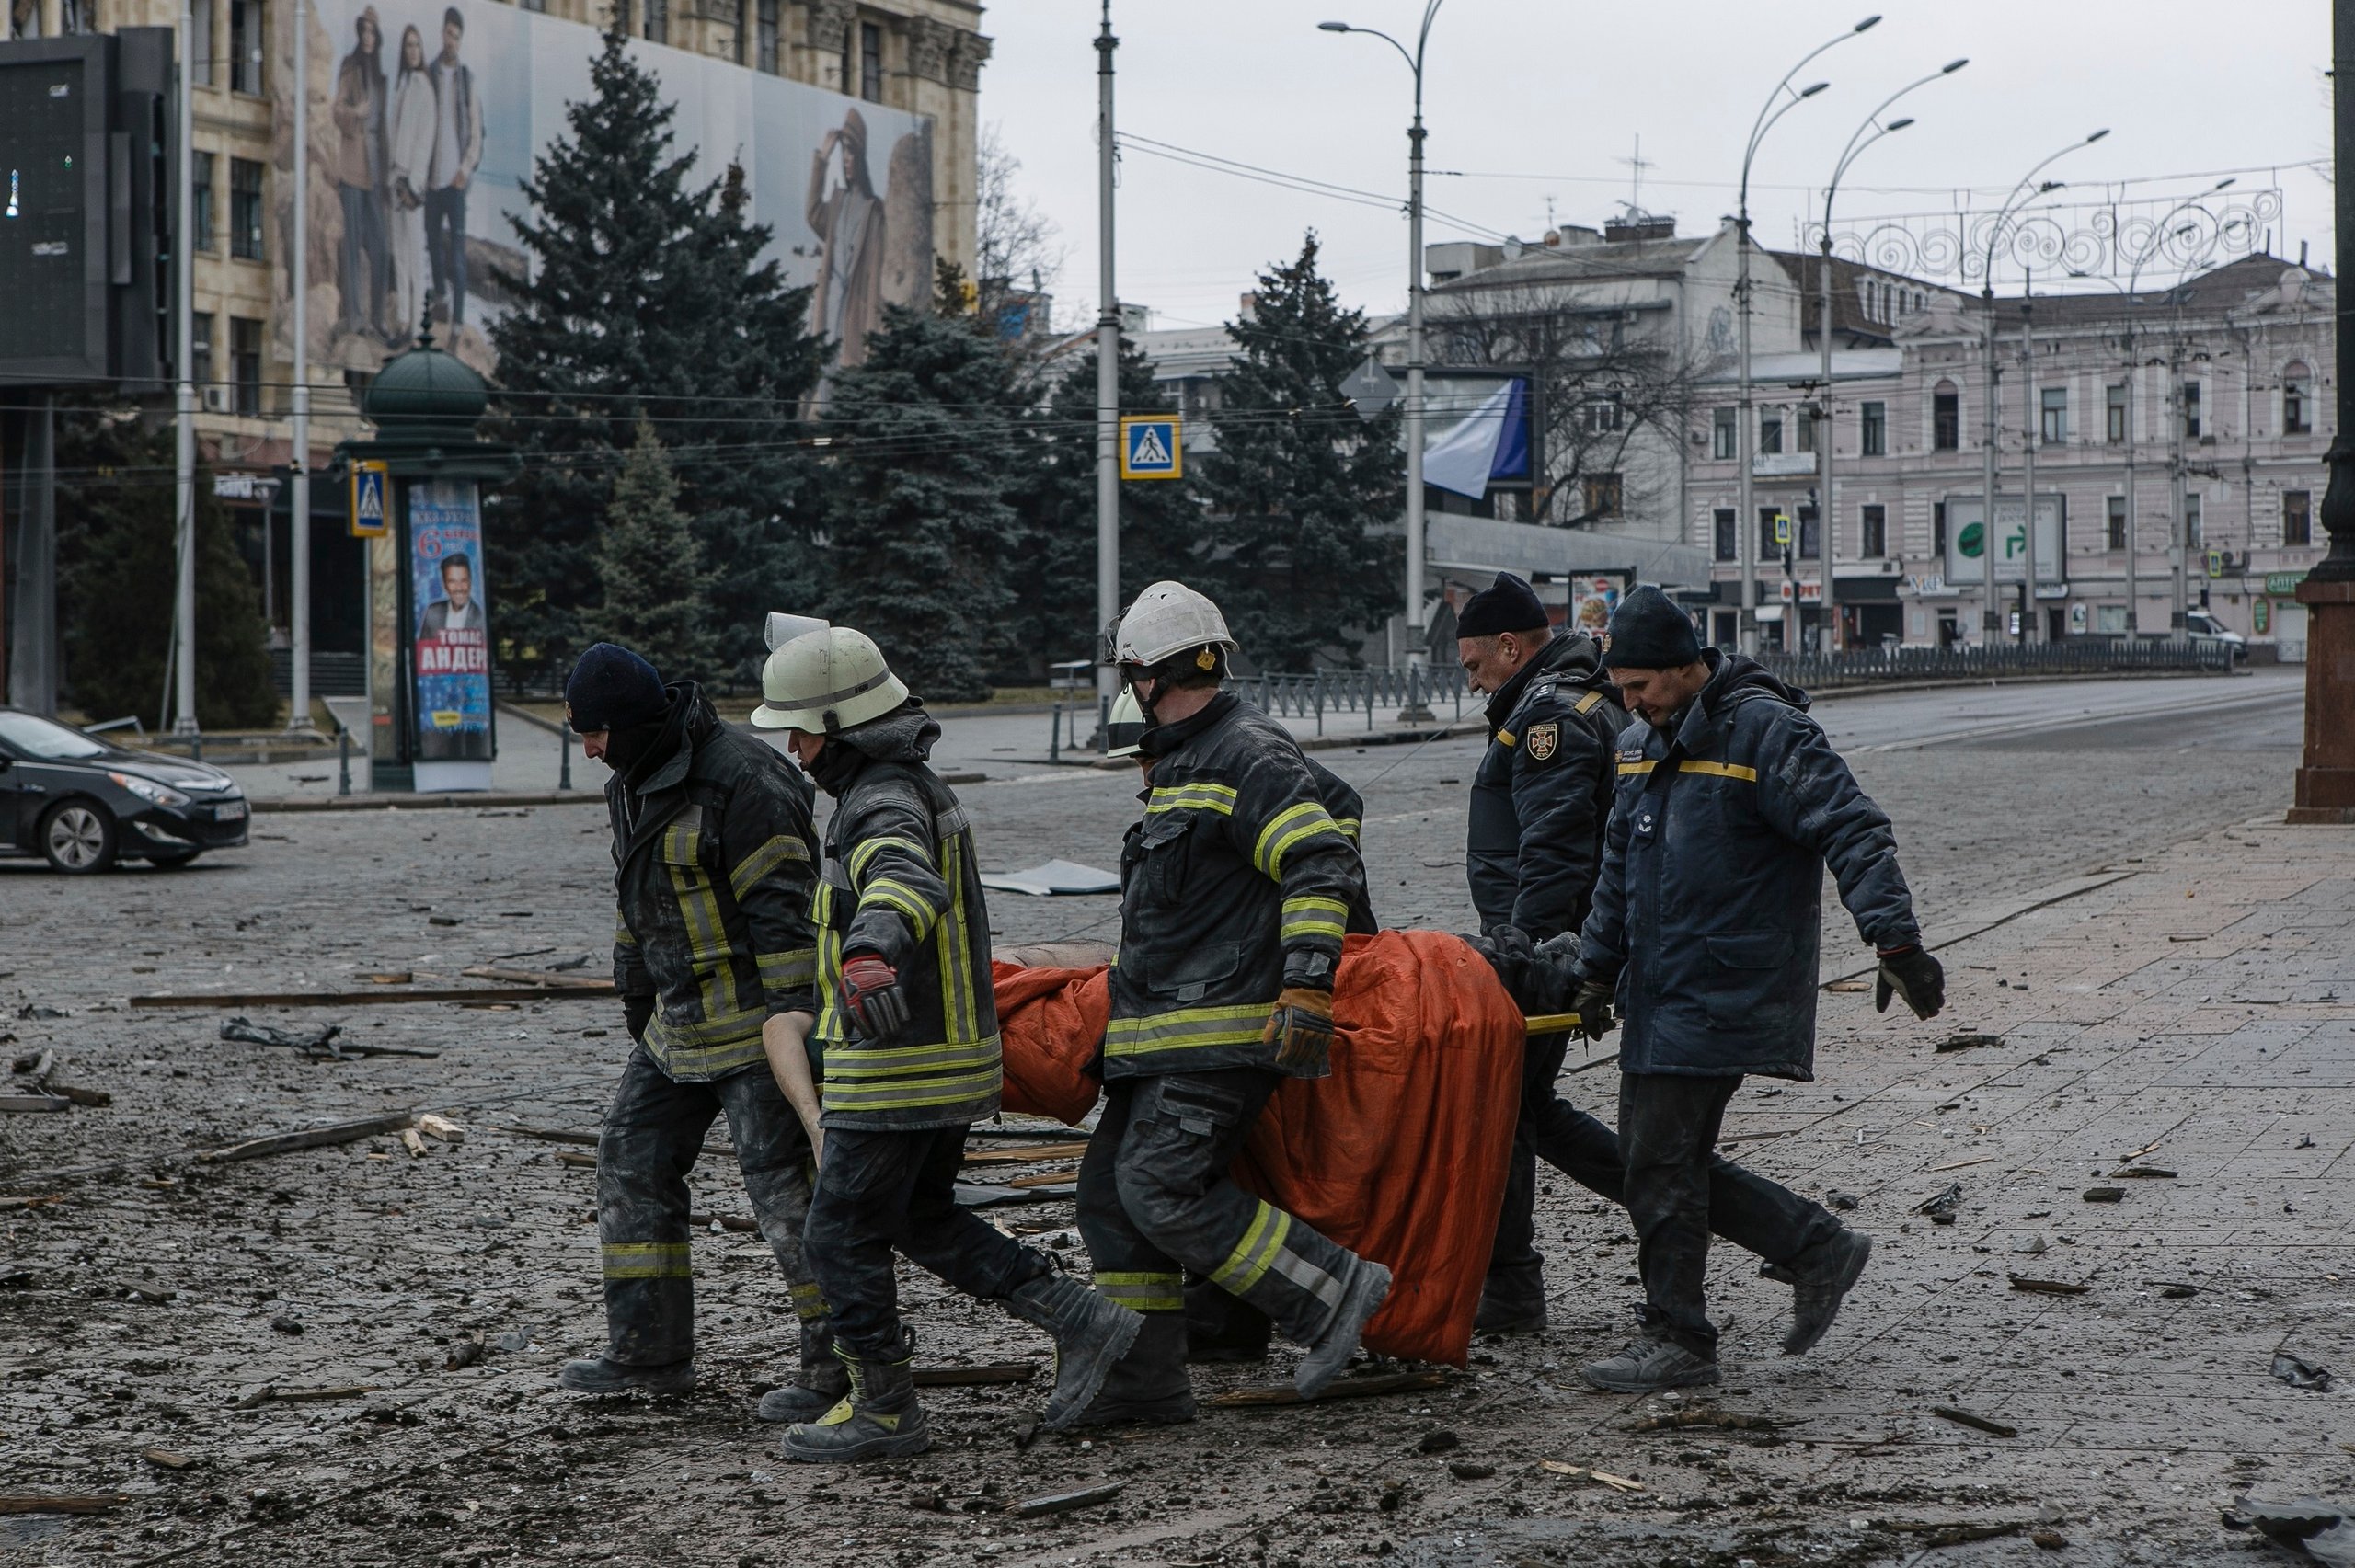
[248,771,990,814]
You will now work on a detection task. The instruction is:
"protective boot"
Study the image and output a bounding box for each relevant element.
[1185,1276,1271,1364]
[779,1329,930,1463]
[1004,1273,1145,1431]
[1578,1332,1719,1393]
[1763,1228,1872,1356]
[1073,1311,1197,1426]
[557,1356,695,1398]
[1294,1258,1392,1399]
[755,1317,850,1423]
[1472,1268,1547,1336]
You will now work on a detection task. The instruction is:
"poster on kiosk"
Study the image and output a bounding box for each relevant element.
[408,480,494,791]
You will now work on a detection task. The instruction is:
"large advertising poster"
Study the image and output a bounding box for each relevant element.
[1942,496,2065,587]
[409,479,491,764]
[273,1,936,379]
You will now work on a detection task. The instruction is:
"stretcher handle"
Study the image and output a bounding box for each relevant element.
[1520,1012,1583,1036]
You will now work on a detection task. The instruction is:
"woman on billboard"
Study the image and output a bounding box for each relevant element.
[386,24,435,345]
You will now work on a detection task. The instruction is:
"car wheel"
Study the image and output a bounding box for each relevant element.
[145,850,202,869]
[40,800,119,875]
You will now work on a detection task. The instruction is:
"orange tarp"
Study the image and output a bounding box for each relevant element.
[990,930,1524,1367]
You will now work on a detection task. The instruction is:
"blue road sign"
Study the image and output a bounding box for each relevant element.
[1120,416,1182,480]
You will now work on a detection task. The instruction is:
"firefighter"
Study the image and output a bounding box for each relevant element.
[1073,582,1392,1425]
[555,643,830,1405]
[1569,587,1944,1391]
[752,626,1140,1461]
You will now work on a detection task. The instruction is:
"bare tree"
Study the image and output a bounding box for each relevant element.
[973,124,1067,354]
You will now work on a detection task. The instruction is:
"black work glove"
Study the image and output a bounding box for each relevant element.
[1569,974,1616,1043]
[622,993,655,1042]
[838,953,911,1043]
[1874,945,1946,1020]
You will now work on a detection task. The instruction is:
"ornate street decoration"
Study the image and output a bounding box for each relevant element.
[1804,186,2286,289]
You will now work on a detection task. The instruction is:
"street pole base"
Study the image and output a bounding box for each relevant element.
[2287,805,2355,825]
[1396,704,1436,725]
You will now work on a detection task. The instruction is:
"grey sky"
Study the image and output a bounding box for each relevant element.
[980,0,2334,335]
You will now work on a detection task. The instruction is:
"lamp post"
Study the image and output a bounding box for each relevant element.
[1737,16,1875,656]
[1323,4,1442,705]
[1976,130,2108,646]
[1095,2,1120,738]
[1818,58,1965,654]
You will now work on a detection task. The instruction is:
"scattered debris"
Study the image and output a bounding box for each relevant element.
[1006,1482,1121,1519]
[1447,1460,1496,1481]
[360,971,415,985]
[198,1111,420,1163]
[141,985,594,1009]
[219,1018,440,1060]
[912,1363,1037,1388]
[1874,1521,2027,1548]
[1206,1371,1450,1408]
[399,1127,429,1158]
[1825,1190,1859,1212]
[2082,1186,2126,1204]
[953,1181,1077,1208]
[121,1283,176,1305]
[492,1328,534,1355]
[1914,1184,1961,1225]
[269,1315,304,1335]
[2012,1235,2048,1255]
[1937,1032,2004,1053]
[2298,1134,2317,1150]
[2007,1276,2090,1296]
[232,1384,380,1410]
[1417,1429,1460,1454]
[1626,1408,1786,1433]
[417,1113,465,1145]
[0,1495,127,1516]
[976,861,1120,898]
[0,1093,71,1114]
[461,964,612,990]
[17,1003,70,1021]
[2272,1353,2335,1392]
[2032,1528,2069,1550]
[446,1332,485,1371]
[2223,1497,2355,1567]
[1537,1461,1643,1494]
[430,915,461,927]
[1928,1156,1997,1173]
[555,1150,598,1169]
[960,1141,1091,1165]
[1930,1406,2016,1438]
[2108,1164,2177,1179]
[686,1211,760,1234]
[139,1448,194,1471]
[2154,1280,2201,1299]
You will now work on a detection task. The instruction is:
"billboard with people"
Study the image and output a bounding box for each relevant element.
[274,0,936,379]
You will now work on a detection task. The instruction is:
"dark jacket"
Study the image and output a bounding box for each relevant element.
[1305,756,1379,935]
[809,703,1000,1130]
[1578,651,1921,1081]
[609,683,820,1082]
[1465,632,1622,942]
[1108,692,1369,1081]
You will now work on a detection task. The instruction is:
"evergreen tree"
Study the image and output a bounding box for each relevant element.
[1192,233,1404,670]
[54,408,278,728]
[487,30,824,688]
[592,422,713,679]
[1003,337,1203,671]
[821,293,1028,703]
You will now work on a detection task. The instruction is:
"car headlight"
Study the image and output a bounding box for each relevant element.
[109,772,190,808]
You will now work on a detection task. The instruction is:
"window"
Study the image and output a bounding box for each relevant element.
[1580,473,1623,519]
[190,0,214,86]
[191,312,215,395]
[1759,409,1783,455]
[641,0,665,43]
[1860,400,1885,457]
[2183,382,2201,440]
[1713,508,1738,562]
[1581,394,1624,437]
[756,0,778,72]
[230,316,263,416]
[1861,503,1887,557]
[1798,507,1821,561]
[2285,489,2313,546]
[2106,383,2128,444]
[2039,386,2067,445]
[1795,406,1816,455]
[860,20,883,102]
[1712,406,1737,460]
[2106,495,2127,551]
[2185,494,2203,549]
[1933,382,1959,451]
[2098,604,2128,635]
[229,0,263,94]
[2284,363,2311,435]
[1759,507,1786,557]
[229,158,264,260]
[1934,500,1947,557]
[191,151,215,252]
[518,0,545,11]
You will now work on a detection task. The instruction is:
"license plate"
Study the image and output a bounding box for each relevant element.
[214,800,248,822]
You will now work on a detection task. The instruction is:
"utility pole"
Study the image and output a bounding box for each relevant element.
[1093,2,1120,743]
[290,0,315,731]
[2019,277,2036,644]
[1401,48,1430,705]
[172,0,199,734]
[2122,323,2139,638]
[1815,242,1834,654]
[2170,340,2189,635]
[1978,280,2001,647]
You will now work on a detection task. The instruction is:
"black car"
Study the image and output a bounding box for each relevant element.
[0,707,250,873]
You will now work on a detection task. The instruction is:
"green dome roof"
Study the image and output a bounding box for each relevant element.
[363,337,489,442]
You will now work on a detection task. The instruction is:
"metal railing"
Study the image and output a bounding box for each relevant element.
[1756,637,2233,691]
[1243,664,1472,732]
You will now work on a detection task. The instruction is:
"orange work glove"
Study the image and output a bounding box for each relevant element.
[1263,987,1336,1079]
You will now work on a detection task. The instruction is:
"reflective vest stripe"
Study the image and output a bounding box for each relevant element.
[1211,1200,1293,1295]
[1095,1270,1184,1312]
[730,831,811,901]
[602,1241,692,1280]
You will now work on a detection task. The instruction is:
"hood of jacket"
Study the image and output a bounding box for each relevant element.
[1661,650,1808,752]
[1483,630,1602,728]
[622,681,720,796]
[808,699,938,795]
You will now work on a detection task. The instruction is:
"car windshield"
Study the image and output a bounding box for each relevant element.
[0,711,111,761]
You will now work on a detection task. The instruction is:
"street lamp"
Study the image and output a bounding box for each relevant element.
[1322,4,1443,709]
[1976,129,2109,647]
[1815,57,1966,654]
[1736,14,1877,657]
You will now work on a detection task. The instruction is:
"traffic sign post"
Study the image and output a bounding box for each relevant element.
[350,462,390,538]
[1119,416,1182,480]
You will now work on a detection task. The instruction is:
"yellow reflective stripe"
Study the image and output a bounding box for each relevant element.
[645,998,770,1048]
[1145,783,1238,816]
[1678,759,1759,783]
[602,1242,693,1280]
[1281,915,1348,943]
[822,1040,1003,1079]
[1096,1271,1184,1312]
[1617,759,1658,775]
[1574,689,1607,715]
[821,1066,1002,1113]
[861,879,939,938]
[1496,728,1516,747]
[815,922,845,1042]
[757,948,817,988]
[848,834,928,880]
[729,832,810,901]
[1280,894,1350,944]
[938,830,982,1047]
[1255,801,1346,878]
[1334,817,1361,841]
[790,1282,829,1322]
[615,912,638,946]
[1104,1005,1271,1059]
[645,1033,769,1080]
[1210,1201,1292,1295]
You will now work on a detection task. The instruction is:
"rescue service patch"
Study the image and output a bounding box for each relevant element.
[1525,721,1559,761]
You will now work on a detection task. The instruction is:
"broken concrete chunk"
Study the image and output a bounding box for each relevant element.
[2082,1186,2126,1204]
[1447,1459,1496,1481]
[2272,1353,2335,1392]
[1914,1184,1961,1224]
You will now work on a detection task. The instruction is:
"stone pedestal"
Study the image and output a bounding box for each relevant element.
[2290,578,2355,823]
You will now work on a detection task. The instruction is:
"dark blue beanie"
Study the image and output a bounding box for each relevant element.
[564,643,668,732]
[1454,571,1549,638]
[1602,587,1703,670]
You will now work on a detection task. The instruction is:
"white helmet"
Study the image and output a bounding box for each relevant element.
[1113,580,1236,670]
[750,626,909,733]
[1105,688,1148,758]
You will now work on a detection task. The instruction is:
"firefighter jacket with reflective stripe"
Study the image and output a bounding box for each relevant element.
[1465,632,1622,942]
[1108,692,1370,1080]
[1578,650,1922,1082]
[609,685,820,1082]
[1305,757,1378,935]
[811,751,1000,1130]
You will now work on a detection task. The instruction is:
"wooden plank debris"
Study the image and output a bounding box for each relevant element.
[198,1112,418,1163]
[461,965,613,990]
[1930,1405,2016,1437]
[2007,1276,2091,1296]
[961,1142,1091,1165]
[1625,1407,1786,1433]
[136,986,601,1009]
[1007,1482,1121,1519]
[1537,1461,1644,1493]
[0,1094,72,1113]
[0,1495,128,1516]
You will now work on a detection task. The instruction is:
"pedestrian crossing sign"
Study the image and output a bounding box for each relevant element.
[1120,416,1182,480]
[350,461,390,538]
[1773,512,1792,546]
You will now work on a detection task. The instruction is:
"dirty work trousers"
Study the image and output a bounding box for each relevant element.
[1484,1036,1843,1316]
[1619,1070,1839,1357]
[597,1045,820,1367]
[802,1123,1051,1358]
[1078,1069,1366,1351]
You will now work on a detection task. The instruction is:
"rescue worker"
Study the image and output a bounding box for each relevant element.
[555,643,830,1404]
[1074,582,1392,1425]
[751,626,1140,1461]
[1455,572,1626,1333]
[1568,588,1945,1391]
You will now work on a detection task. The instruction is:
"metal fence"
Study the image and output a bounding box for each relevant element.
[1242,663,1474,729]
[1754,637,2234,691]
